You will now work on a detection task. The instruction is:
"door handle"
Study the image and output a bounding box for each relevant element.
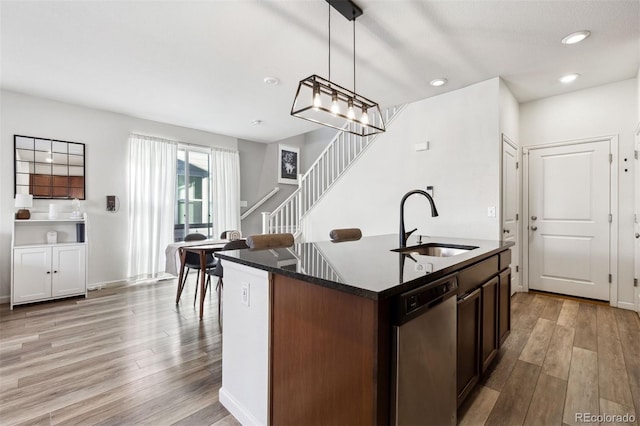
[503,229,510,233]
[531,216,537,220]
[636,233,640,239]
[531,226,538,231]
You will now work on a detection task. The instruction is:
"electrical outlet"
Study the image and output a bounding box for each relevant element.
[241,283,250,307]
[488,206,496,217]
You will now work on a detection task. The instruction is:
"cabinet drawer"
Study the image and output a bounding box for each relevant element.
[457,256,499,296]
[499,249,512,271]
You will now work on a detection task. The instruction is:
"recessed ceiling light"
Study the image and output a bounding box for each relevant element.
[430,78,447,87]
[252,120,263,125]
[561,30,590,45]
[559,73,580,84]
[263,77,280,86]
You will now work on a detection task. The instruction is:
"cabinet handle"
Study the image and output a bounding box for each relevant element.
[531,216,537,220]
[46,271,51,274]
[503,229,510,234]
[54,270,58,274]
[459,288,480,302]
[531,226,538,231]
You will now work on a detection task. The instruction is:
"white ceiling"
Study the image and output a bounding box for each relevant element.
[1,0,639,143]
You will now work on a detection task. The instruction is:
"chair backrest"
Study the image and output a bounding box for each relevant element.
[223,239,249,250]
[213,239,249,276]
[329,228,362,242]
[220,230,242,240]
[185,233,207,242]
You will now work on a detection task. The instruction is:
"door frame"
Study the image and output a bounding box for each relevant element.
[500,134,521,293]
[522,135,619,307]
[635,123,640,316]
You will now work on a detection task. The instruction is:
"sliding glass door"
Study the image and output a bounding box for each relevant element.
[174,146,212,241]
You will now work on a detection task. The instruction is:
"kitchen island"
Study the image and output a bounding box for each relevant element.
[215,234,513,425]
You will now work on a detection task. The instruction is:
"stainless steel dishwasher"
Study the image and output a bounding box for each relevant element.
[392,273,458,426]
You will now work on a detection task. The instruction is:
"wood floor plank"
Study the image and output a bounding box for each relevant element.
[519,317,555,365]
[484,349,519,392]
[542,324,575,380]
[616,320,640,419]
[485,360,540,426]
[563,346,599,426]
[597,324,635,410]
[458,386,500,426]
[573,303,597,352]
[541,298,563,322]
[599,398,638,426]
[523,372,567,426]
[557,299,580,328]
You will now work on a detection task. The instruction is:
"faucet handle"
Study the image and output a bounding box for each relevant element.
[405,228,418,239]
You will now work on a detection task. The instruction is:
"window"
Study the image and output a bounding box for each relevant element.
[174,147,212,241]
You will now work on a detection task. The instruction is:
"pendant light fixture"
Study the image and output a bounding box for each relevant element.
[291,0,385,137]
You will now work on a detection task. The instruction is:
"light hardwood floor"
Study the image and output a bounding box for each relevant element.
[1,281,638,425]
[459,292,640,426]
[0,278,239,426]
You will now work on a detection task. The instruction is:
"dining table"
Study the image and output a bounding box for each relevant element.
[175,242,229,319]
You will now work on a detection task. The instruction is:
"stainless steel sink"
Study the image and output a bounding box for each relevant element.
[392,243,478,257]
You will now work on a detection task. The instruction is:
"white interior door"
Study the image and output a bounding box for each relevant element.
[502,137,519,294]
[528,140,611,301]
[635,133,640,315]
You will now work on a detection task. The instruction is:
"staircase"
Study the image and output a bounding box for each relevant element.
[262,104,406,238]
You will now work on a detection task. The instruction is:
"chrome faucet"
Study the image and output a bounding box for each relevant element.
[399,189,439,247]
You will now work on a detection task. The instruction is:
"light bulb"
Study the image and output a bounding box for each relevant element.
[347,98,355,120]
[313,84,322,108]
[330,91,340,115]
[361,106,369,125]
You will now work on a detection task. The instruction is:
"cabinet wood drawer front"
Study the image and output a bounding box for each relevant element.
[499,249,512,271]
[457,256,499,296]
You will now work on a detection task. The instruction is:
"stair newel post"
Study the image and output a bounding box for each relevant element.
[261,212,270,234]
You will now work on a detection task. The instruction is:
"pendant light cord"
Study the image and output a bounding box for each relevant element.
[328,1,331,82]
[353,16,356,95]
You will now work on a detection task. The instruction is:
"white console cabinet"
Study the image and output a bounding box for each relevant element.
[11,213,88,309]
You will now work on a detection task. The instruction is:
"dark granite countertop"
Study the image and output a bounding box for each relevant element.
[215,234,514,301]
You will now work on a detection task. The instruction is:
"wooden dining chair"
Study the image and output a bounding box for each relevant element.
[179,233,216,305]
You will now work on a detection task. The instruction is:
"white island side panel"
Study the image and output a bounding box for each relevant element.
[219,260,270,426]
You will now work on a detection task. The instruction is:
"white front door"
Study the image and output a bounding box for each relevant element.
[502,136,519,294]
[528,140,611,301]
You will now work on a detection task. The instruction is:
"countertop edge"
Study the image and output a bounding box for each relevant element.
[216,241,514,301]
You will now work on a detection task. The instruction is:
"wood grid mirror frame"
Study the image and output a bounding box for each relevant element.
[14,135,86,200]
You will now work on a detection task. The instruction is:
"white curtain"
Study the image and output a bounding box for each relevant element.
[127,134,177,278]
[212,148,241,236]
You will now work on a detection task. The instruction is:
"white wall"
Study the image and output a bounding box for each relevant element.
[238,135,305,236]
[302,78,502,243]
[0,90,237,300]
[499,79,520,146]
[520,78,638,307]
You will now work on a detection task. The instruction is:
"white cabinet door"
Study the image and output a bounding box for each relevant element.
[13,247,52,303]
[52,245,86,297]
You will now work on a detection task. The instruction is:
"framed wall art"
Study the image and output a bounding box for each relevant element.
[278,144,299,185]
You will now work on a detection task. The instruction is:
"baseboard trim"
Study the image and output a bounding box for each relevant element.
[219,387,264,426]
[0,295,9,305]
[617,301,638,312]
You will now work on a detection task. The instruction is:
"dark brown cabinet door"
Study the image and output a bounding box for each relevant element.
[481,277,499,373]
[456,288,481,407]
[499,269,511,345]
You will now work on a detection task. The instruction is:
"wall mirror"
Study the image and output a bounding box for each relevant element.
[14,135,86,199]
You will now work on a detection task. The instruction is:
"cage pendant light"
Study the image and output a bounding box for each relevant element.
[291,0,385,137]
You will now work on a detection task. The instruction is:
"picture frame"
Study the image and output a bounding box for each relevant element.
[278,144,299,185]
